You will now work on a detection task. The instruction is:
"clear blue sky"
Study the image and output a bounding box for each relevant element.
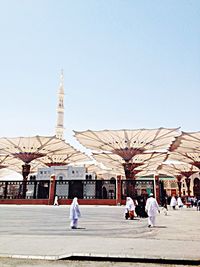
[0,0,199,147]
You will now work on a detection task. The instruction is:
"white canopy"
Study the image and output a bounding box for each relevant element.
[74,128,180,160]
[0,135,67,164]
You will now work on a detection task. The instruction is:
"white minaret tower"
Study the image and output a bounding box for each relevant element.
[55,70,65,140]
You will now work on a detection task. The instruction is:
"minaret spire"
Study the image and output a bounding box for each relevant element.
[55,70,65,140]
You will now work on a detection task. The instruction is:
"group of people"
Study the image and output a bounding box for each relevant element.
[170,195,184,210]
[67,193,200,230]
[69,193,169,229]
[69,194,160,230]
[170,195,200,210]
[125,193,160,228]
[187,196,200,209]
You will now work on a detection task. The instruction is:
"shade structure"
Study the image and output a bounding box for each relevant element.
[8,159,46,174]
[167,152,200,170]
[74,128,179,181]
[136,162,180,177]
[136,162,199,197]
[37,142,91,167]
[170,131,200,153]
[0,135,67,198]
[162,162,198,197]
[0,136,67,164]
[155,162,199,176]
[93,152,167,178]
[74,128,180,160]
[0,154,22,170]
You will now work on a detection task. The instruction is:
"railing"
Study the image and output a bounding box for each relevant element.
[0,178,155,205]
[0,180,50,199]
[55,179,116,200]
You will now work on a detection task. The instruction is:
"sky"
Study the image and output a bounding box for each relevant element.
[0,0,199,149]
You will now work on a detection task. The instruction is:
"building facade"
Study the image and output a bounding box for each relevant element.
[32,165,95,181]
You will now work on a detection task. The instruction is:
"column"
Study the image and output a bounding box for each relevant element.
[185,177,191,197]
[154,175,160,204]
[176,175,182,196]
[116,175,122,205]
[22,164,31,199]
[49,174,56,205]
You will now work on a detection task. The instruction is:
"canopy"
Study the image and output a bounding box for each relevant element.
[0,154,22,170]
[93,152,167,172]
[167,151,200,170]
[37,141,91,167]
[170,131,200,153]
[0,135,67,164]
[74,128,180,161]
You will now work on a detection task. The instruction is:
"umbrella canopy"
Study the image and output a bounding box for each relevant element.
[37,142,91,167]
[8,159,46,174]
[93,152,167,166]
[136,162,181,177]
[0,154,22,170]
[74,128,180,161]
[167,151,200,170]
[170,131,200,153]
[0,135,67,164]
[162,162,199,178]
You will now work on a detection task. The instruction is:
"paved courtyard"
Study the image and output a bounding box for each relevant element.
[0,204,199,266]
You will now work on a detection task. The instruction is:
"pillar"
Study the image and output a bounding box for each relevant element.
[116,175,122,205]
[176,175,182,196]
[123,163,138,198]
[154,175,160,204]
[22,164,31,199]
[49,174,56,205]
[185,177,191,197]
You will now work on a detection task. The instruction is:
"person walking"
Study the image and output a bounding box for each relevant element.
[170,195,177,210]
[69,197,81,229]
[53,195,59,206]
[124,197,135,220]
[177,196,184,208]
[145,193,160,228]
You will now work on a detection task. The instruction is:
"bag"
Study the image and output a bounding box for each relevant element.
[129,210,134,219]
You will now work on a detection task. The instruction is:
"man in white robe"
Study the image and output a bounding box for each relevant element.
[145,193,160,228]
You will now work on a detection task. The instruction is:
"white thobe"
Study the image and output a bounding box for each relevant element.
[145,197,159,227]
[70,198,81,228]
[170,197,177,208]
[177,197,183,208]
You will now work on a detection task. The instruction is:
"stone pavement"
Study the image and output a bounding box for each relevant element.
[0,205,199,264]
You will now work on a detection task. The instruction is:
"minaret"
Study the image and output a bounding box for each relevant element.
[55,70,65,140]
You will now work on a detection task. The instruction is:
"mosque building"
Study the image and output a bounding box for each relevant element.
[33,71,200,197]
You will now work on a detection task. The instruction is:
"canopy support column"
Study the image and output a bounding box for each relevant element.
[176,175,182,196]
[154,175,160,204]
[49,174,56,205]
[185,177,191,197]
[22,164,31,199]
[116,175,122,205]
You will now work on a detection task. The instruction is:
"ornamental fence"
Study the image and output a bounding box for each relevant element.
[0,179,155,202]
[0,180,50,200]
